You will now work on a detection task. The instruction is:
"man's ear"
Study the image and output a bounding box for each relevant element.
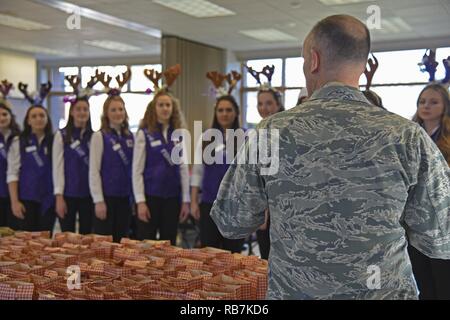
[310,48,320,74]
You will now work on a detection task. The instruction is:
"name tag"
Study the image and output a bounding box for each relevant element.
[26,146,37,153]
[151,140,162,147]
[70,140,81,149]
[126,139,134,148]
[113,144,121,151]
[0,143,4,149]
[215,144,225,153]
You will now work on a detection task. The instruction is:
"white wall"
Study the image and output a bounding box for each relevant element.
[0,50,37,124]
[0,49,37,98]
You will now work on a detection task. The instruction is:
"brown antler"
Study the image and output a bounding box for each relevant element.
[207,71,227,89]
[364,54,379,91]
[226,71,242,94]
[144,68,163,90]
[116,67,132,89]
[18,82,35,104]
[164,64,181,88]
[0,80,13,98]
[65,75,81,94]
[98,71,112,89]
[87,69,101,88]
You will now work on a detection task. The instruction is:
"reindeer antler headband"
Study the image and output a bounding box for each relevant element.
[419,49,450,88]
[97,67,132,97]
[18,81,52,106]
[206,70,241,98]
[0,80,13,109]
[364,53,379,91]
[244,64,276,91]
[144,64,181,95]
[63,69,103,104]
[0,80,13,100]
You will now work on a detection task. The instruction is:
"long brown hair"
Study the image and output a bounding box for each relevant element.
[100,95,131,136]
[140,91,184,133]
[20,105,53,154]
[258,89,284,112]
[0,103,21,138]
[202,95,241,156]
[63,98,93,144]
[412,84,450,165]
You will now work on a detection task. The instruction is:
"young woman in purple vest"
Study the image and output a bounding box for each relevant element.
[89,69,134,243]
[246,65,285,260]
[133,64,190,245]
[0,80,21,227]
[408,83,450,300]
[7,82,56,233]
[190,71,245,253]
[53,73,99,234]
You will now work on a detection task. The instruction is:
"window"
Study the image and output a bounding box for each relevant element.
[285,57,305,87]
[50,63,162,132]
[242,47,450,126]
[359,47,450,118]
[243,58,303,124]
[245,59,282,88]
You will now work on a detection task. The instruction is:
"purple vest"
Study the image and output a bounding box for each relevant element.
[142,127,181,198]
[201,128,246,204]
[100,130,134,197]
[201,147,230,204]
[61,128,91,198]
[19,134,54,214]
[0,133,13,198]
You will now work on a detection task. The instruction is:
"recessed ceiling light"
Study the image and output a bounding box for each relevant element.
[239,29,298,42]
[0,13,52,31]
[33,0,161,38]
[84,40,141,52]
[0,43,70,56]
[319,0,373,5]
[152,0,235,18]
[275,22,297,29]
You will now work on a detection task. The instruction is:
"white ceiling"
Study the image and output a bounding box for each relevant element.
[0,0,449,61]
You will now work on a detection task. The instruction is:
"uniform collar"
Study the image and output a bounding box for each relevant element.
[30,133,46,146]
[0,129,11,141]
[309,82,370,104]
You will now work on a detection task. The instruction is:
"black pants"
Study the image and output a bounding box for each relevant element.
[10,200,56,234]
[408,245,450,300]
[256,219,270,260]
[136,196,180,246]
[200,202,244,253]
[0,198,19,230]
[0,197,9,227]
[94,196,131,243]
[0,198,20,231]
[58,196,94,234]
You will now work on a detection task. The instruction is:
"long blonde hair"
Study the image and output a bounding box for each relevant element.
[412,84,450,165]
[140,91,184,133]
[100,95,131,135]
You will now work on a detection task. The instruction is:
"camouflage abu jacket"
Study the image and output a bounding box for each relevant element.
[210,82,450,300]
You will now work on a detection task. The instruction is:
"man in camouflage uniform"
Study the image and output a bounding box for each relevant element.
[210,15,450,299]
